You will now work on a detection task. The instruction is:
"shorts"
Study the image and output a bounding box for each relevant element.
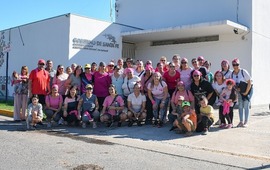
[177,118,195,132]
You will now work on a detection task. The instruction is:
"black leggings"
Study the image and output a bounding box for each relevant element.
[219,106,234,124]
[196,116,214,132]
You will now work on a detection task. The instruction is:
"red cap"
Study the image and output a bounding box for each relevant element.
[38,59,45,64]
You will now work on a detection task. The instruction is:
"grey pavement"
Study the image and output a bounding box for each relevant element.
[0,105,270,169]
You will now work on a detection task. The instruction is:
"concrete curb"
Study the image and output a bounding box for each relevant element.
[0,109,13,117]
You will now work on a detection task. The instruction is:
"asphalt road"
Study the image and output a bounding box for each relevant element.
[0,106,269,170]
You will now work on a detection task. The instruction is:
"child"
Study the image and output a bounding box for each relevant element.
[219,79,237,128]
[174,101,197,137]
[169,96,184,131]
[26,95,43,129]
[196,96,214,135]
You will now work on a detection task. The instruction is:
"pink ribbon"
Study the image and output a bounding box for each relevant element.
[83,111,92,120]
[222,101,230,115]
[69,110,78,117]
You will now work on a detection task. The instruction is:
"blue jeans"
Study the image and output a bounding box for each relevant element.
[238,87,253,123]
[153,97,169,122]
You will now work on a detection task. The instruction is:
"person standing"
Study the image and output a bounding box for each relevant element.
[52,65,69,99]
[13,66,29,121]
[231,58,253,127]
[45,60,56,88]
[29,59,50,106]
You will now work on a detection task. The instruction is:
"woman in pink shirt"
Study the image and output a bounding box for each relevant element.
[93,62,112,112]
[45,84,63,128]
[170,81,194,123]
[53,65,69,99]
[178,58,193,90]
[148,72,169,127]
[100,84,127,127]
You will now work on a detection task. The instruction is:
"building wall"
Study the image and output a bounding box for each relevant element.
[69,14,138,66]
[251,0,270,105]
[0,15,70,96]
[115,0,252,29]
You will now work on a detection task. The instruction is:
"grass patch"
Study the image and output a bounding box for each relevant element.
[0,100,14,111]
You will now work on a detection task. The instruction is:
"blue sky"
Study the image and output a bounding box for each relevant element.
[0,0,112,30]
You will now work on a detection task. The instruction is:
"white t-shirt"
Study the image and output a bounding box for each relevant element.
[222,69,233,79]
[231,69,251,84]
[179,67,193,90]
[127,93,146,112]
[147,81,167,99]
[122,75,141,96]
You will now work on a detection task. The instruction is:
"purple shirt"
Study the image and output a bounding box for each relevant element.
[93,72,112,97]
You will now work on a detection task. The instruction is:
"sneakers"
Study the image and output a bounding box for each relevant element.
[225,124,233,129]
[47,122,52,128]
[117,122,122,127]
[157,121,163,128]
[169,126,177,131]
[236,122,244,128]
[128,120,134,127]
[58,118,64,125]
[202,128,208,135]
[92,122,97,129]
[185,131,193,137]
[137,121,142,127]
[243,122,248,128]
[214,119,221,125]
[219,123,227,128]
[37,121,44,126]
[82,122,86,128]
[153,120,158,127]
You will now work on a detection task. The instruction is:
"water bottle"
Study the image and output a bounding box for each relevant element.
[115,101,119,115]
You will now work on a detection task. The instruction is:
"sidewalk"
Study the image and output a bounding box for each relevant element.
[1,105,270,165]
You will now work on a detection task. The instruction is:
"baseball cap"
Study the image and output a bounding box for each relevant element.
[99,62,106,67]
[38,59,46,65]
[86,84,93,89]
[84,64,91,69]
[182,101,191,107]
[193,70,202,76]
[52,84,59,90]
[197,56,205,61]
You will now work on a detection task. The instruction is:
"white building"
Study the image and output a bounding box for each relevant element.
[0,0,269,106]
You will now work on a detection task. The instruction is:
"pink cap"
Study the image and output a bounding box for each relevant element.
[124,68,134,74]
[38,59,45,64]
[197,56,205,61]
[177,81,185,86]
[145,65,153,71]
[52,84,59,90]
[181,58,188,62]
[232,58,240,64]
[221,60,229,65]
[226,79,235,86]
[193,70,202,76]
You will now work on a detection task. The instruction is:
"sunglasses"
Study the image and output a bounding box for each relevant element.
[232,64,239,66]
[181,62,187,64]
[160,60,165,62]
[192,61,197,64]
[86,87,93,90]
[58,68,64,70]
[39,63,45,66]
[85,68,90,70]
[193,75,200,77]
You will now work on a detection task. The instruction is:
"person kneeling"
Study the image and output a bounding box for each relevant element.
[26,95,44,129]
[127,83,147,127]
[100,84,127,127]
[173,101,197,137]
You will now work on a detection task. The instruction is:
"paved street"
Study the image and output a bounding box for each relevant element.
[0,106,270,170]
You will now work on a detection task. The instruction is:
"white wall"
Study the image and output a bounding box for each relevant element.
[135,33,251,72]
[0,15,70,96]
[69,14,132,66]
[251,0,270,105]
[116,0,252,29]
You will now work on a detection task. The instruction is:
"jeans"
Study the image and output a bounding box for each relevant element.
[153,97,169,122]
[238,94,250,123]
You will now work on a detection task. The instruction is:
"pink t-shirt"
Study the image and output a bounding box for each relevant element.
[147,81,167,99]
[163,71,180,90]
[52,73,69,95]
[103,95,124,116]
[45,95,63,109]
[93,72,112,97]
[179,67,193,90]
[171,90,194,105]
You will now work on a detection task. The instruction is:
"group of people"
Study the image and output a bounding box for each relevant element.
[11,55,253,136]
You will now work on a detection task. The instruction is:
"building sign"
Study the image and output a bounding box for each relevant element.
[72,34,120,52]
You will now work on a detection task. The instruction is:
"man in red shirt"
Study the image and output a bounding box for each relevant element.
[29,59,50,105]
